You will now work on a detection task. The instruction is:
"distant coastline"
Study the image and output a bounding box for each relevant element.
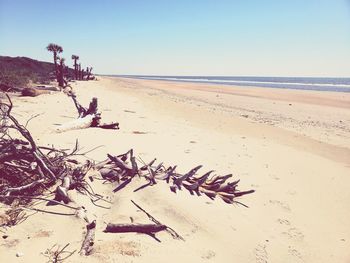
[108,75,350,92]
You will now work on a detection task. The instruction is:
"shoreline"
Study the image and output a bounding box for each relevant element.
[108,75,350,93]
[106,77,350,163]
[1,76,349,262]
[118,76,350,108]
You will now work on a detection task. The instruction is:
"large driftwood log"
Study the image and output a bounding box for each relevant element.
[21,87,51,97]
[80,220,96,256]
[56,115,95,133]
[104,223,166,234]
[58,94,119,132]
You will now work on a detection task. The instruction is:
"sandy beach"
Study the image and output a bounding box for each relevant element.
[1,76,350,263]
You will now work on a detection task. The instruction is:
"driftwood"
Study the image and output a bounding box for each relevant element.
[1,94,56,182]
[85,67,94,80]
[0,95,97,209]
[54,175,72,204]
[97,148,254,205]
[131,200,184,240]
[104,223,166,234]
[56,115,95,133]
[57,93,119,132]
[80,220,96,256]
[1,93,255,258]
[4,179,45,196]
[21,87,51,97]
[104,200,183,241]
[35,85,60,91]
[42,243,76,263]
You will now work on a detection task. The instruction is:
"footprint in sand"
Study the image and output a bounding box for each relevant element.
[277,218,291,226]
[288,247,304,262]
[269,200,291,212]
[269,174,280,180]
[201,250,216,260]
[282,227,304,241]
[254,244,268,263]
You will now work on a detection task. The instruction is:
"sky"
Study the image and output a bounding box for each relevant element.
[0,0,350,77]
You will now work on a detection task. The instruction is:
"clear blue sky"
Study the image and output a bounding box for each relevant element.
[0,0,349,77]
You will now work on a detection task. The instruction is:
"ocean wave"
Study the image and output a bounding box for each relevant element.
[140,77,350,88]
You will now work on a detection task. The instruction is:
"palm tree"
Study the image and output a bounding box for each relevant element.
[46,43,63,81]
[71,55,79,80]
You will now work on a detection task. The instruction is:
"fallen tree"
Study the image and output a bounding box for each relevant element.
[96,149,255,205]
[56,92,119,132]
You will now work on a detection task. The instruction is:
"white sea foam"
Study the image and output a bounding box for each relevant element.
[139,77,350,89]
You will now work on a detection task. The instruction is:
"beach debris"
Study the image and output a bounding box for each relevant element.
[0,95,103,258]
[0,94,98,210]
[21,87,51,97]
[80,220,96,256]
[0,94,254,258]
[96,149,255,205]
[35,85,60,91]
[42,243,76,262]
[85,67,94,81]
[104,200,184,242]
[104,223,166,237]
[131,200,184,240]
[56,93,119,132]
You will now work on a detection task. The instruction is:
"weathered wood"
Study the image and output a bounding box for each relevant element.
[54,175,72,204]
[104,223,166,234]
[65,95,119,131]
[56,115,95,133]
[21,87,50,97]
[97,122,119,130]
[5,179,44,196]
[172,165,203,189]
[107,154,134,175]
[3,95,56,180]
[80,220,96,256]
[131,200,184,240]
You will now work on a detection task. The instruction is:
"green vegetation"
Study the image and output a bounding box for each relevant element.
[0,56,74,91]
[0,43,93,91]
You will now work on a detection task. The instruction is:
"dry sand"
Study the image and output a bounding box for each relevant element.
[1,77,350,262]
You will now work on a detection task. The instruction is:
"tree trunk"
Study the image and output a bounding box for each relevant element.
[53,52,59,82]
[58,60,64,88]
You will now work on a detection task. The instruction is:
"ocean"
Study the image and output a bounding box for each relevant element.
[116,75,350,93]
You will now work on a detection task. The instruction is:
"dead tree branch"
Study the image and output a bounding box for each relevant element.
[79,220,96,256]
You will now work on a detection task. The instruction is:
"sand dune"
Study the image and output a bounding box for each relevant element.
[1,77,349,262]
